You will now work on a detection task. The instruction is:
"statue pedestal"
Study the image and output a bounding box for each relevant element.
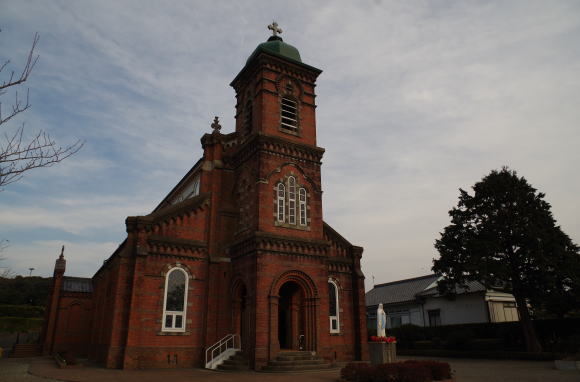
[368,342,396,365]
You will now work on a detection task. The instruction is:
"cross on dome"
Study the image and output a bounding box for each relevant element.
[268,21,282,37]
[211,116,221,133]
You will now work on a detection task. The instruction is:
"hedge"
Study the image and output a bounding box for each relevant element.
[398,349,565,361]
[0,317,43,333]
[389,318,580,353]
[341,360,452,382]
[0,304,45,318]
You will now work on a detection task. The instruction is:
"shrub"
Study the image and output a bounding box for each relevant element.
[471,338,502,351]
[0,304,45,318]
[59,351,77,365]
[413,340,434,350]
[445,329,474,350]
[341,362,372,382]
[391,324,426,349]
[0,317,43,333]
[340,360,451,382]
[404,360,451,380]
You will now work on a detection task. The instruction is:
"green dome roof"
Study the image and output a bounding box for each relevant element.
[246,36,302,64]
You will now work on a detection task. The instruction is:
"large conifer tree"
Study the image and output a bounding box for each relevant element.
[433,167,580,353]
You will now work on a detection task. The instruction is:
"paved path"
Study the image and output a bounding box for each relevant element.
[0,356,578,382]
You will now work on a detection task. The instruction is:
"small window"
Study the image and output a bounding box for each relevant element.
[163,268,188,332]
[280,97,298,132]
[328,279,340,333]
[288,177,296,224]
[277,183,286,222]
[428,309,441,327]
[299,188,307,226]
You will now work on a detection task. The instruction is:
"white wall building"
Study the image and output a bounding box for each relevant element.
[366,274,519,329]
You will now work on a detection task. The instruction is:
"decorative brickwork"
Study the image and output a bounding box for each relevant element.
[42,31,369,370]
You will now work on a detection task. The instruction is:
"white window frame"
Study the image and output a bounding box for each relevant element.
[288,176,296,225]
[277,183,286,223]
[299,188,307,226]
[162,267,189,332]
[328,279,340,333]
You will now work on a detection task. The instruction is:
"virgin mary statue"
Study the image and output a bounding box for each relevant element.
[377,303,387,337]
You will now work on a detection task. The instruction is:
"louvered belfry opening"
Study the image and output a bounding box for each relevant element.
[280,97,298,132]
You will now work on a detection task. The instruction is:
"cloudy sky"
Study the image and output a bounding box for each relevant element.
[1,1,579,290]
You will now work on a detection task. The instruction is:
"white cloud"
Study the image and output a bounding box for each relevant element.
[1,0,579,288]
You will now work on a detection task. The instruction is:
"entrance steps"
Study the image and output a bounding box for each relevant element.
[11,344,41,358]
[217,351,249,371]
[262,350,336,372]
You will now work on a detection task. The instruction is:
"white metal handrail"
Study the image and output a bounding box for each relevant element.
[205,333,239,369]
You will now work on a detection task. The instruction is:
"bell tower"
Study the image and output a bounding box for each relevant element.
[229,23,325,240]
[230,22,322,147]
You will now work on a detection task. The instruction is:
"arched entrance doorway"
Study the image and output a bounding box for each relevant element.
[269,270,318,357]
[278,281,304,349]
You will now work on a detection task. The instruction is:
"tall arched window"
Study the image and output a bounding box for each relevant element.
[299,188,307,226]
[280,97,298,132]
[288,176,296,225]
[277,183,286,223]
[162,267,188,332]
[328,279,340,333]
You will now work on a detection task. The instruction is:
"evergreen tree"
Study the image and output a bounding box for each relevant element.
[433,167,580,352]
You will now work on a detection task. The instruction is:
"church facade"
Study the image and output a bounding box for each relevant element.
[42,27,369,370]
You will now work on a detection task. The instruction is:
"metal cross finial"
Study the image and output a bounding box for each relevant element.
[268,21,282,37]
[211,116,221,133]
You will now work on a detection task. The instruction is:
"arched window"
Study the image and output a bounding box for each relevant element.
[288,176,296,225]
[277,183,286,223]
[328,279,340,333]
[299,188,307,226]
[162,268,188,332]
[243,99,252,135]
[280,97,298,132]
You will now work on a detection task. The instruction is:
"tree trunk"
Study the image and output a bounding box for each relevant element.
[514,294,542,353]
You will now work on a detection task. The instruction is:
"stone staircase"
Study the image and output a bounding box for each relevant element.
[11,344,41,358]
[217,351,249,371]
[261,350,335,372]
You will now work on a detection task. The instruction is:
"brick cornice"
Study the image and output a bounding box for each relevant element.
[126,193,210,232]
[231,52,321,92]
[230,231,330,259]
[147,235,206,252]
[227,133,325,167]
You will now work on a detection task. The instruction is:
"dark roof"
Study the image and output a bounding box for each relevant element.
[366,275,492,307]
[416,280,486,297]
[366,274,439,306]
[61,277,93,293]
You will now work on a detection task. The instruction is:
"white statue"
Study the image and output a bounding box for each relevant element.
[377,303,387,337]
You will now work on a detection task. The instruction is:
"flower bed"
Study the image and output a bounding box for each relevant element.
[370,335,397,343]
[341,360,452,382]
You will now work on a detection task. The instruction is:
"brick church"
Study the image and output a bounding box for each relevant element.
[42,24,369,370]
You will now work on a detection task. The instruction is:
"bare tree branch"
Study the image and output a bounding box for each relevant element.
[1,31,83,188]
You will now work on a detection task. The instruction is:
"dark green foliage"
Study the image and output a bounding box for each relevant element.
[390,319,580,354]
[433,168,580,352]
[0,317,43,333]
[0,304,44,318]
[403,360,452,380]
[444,329,475,350]
[340,360,451,382]
[0,276,51,306]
